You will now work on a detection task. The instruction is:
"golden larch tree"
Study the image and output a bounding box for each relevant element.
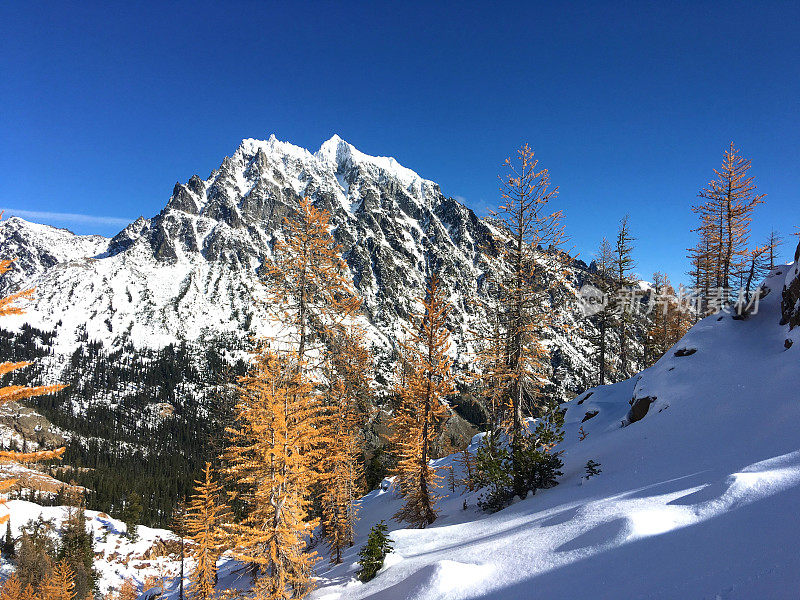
[263,196,362,370]
[646,273,692,365]
[319,326,371,563]
[116,579,139,600]
[476,144,569,500]
[186,462,231,600]
[37,561,76,600]
[390,274,453,528]
[693,142,765,300]
[0,574,34,600]
[223,347,326,600]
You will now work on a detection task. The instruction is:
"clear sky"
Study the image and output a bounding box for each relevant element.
[2,1,798,285]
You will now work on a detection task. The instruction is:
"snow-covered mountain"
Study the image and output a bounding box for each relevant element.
[0,135,606,398]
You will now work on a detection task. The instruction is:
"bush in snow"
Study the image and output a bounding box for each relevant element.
[584,460,602,479]
[357,520,394,582]
[474,431,513,513]
[474,430,564,513]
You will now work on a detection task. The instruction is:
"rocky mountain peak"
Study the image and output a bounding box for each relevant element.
[0,135,616,400]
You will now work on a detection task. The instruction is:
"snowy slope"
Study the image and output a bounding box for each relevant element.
[0,500,183,598]
[4,267,797,599]
[303,263,800,599]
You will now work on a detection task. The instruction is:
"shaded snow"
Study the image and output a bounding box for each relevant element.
[307,265,800,599]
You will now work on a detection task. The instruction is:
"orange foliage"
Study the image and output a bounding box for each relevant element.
[390,274,453,528]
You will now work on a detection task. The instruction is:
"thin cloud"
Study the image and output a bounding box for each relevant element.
[0,208,133,228]
[454,195,495,217]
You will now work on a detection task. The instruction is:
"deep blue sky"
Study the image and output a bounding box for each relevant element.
[2,1,798,285]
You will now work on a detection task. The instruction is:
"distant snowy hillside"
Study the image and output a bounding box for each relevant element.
[0,217,108,296]
[303,263,800,599]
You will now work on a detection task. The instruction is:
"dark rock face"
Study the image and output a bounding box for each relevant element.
[674,347,697,357]
[581,410,599,422]
[781,242,800,329]
[627,396,656,424]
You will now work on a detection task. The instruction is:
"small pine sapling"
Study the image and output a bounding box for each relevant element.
[578,426,588,441]
[3,520,15,559]
[584,459,602,479]
[357,521,394,583]
[447,467,456,494]
[455,448,478,492]
[473,431,512,513]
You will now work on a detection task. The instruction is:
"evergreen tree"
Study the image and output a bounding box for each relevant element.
[613,215,637,379]
[223,348,324,599]
[121,492,143,541]
[357,521,393,583]
[390,274,453,528]
[473,431,512,513]
[186,463,230,600]
[589,237,617,385]
[2,520,14,559]
[57,500,96,599]
[473,416,565,513]
[585,460,602,479]
[172,501,188,600]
